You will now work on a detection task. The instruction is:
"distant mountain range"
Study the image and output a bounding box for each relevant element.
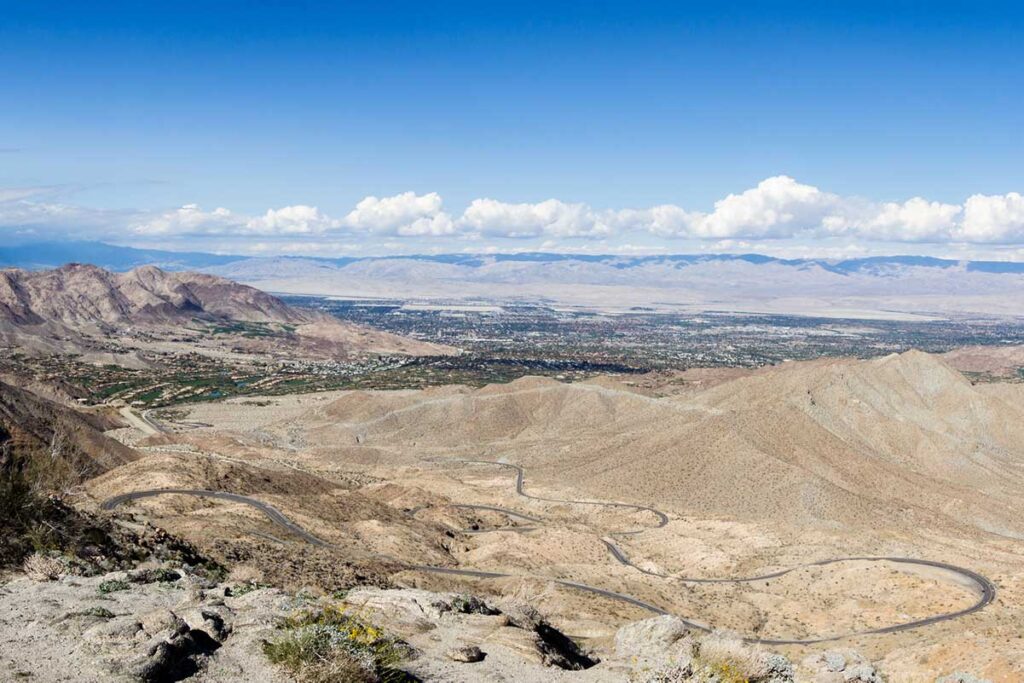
[5,240,1024,275]
[3,241,1024,319]
[0,241,241,271]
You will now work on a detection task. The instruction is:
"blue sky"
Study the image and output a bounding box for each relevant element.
[2,2,1023,258]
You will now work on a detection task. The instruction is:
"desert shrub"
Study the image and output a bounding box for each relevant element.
[640,664,694,683]
[263,604,415,683]
[98,578,131,594]
[0,443,114,568]
[65,606,116,619]
[128,567,181,584]
[22,552,70,581]
[690,632,793,683]
[227,581,268,597]
[227,563,264,585]
[448,594,500,615]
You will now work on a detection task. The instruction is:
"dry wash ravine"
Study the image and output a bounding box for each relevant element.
[101,459,995,647]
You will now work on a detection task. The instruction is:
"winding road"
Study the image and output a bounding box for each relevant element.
[101,458,996,646]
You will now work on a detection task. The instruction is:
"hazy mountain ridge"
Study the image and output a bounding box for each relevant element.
[211,254,1024,319]
[5,242,1024,318]
[5,241,1024,276]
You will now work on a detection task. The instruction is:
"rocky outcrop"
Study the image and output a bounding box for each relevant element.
[1,563,291,682]
[801,650,884,682]
[614,614,694,669]
[343,587,598,673]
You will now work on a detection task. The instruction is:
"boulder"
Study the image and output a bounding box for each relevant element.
[83,616,143,643]
[823,652,847,672]
[844,663,883,683]
[446,645,485,663]
[138,609,187,637]
[802,649,876,682]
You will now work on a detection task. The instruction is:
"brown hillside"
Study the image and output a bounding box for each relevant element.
[0,380,137,484]
[296,351,1024,539]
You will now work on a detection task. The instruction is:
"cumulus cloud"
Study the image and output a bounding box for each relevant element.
[958,192,1024,243]
[4,180,1024,251]
[246,205,340,234]
[844,197,963,242]
[343,191,454,236]
[690,176,842,239]
[460,198,614,238]
[608,205,703,238]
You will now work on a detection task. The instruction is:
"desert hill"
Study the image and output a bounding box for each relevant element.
[0,379,146,569]
[0,263,453,358]
[942,344,1024,379]
[0,379,137,479]
[293,351,1024,539]
[68,352,1024,680]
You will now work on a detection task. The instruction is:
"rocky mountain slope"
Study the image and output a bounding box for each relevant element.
[1,566,924,682]
[0,263,453,358]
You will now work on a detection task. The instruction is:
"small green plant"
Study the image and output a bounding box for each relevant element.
[706,661,751,683]
[97,578,130,594]
[229,581,268,597]
[263,604,415,683]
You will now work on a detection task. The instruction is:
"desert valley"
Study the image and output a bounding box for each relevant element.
[5,5,1024,681]
[2,263,1023,682]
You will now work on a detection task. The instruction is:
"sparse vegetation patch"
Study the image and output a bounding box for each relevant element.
[262,604,416,683]
[97,578,131,594]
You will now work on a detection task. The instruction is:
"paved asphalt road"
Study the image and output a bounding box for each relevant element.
[103,460,996,646]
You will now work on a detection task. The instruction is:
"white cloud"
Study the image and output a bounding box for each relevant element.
[690,176,842,239]
[958,192,1024,243]
[132,203,343,237]
[460,198,611,238]
[132,204,238,235]
[609,205,703,238]
[246,205,339,234]
[0,194,131,240]
[849,197,962,242]
[4,180,1024,254]
[343,191,454,236]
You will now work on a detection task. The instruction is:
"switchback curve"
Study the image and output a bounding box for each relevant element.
[102,459,995,646]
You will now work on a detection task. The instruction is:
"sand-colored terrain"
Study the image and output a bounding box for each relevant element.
[85,350,1024,681]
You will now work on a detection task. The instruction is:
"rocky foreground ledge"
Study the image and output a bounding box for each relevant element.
[0,561,993,683]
